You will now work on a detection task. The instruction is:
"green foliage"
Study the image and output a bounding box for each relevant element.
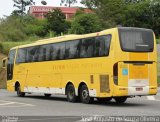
[60,0,77,7]
[0,15,47,42]
[45,8,71,35]
[82,0,126,28]
[125,0,146,3]
[122,1,151,27]
[0,15,27,42]
[149,0,160,37]
[13,0,35,15]
[82,0,160,36]
[0,40,35,54]
[70,13,102,34]
[122,0,160,37]
[23,16,48,37]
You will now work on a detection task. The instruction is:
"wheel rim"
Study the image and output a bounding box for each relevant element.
[82,90,89,100]
[17,87,21,95]
[68,89,74,100]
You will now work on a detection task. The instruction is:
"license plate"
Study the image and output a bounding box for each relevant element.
[136,87,143,91]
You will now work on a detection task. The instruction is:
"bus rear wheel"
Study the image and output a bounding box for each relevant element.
[16,84,25,97]
[114,97,127,103]
[80,85,93,104]
[97,97,112,103]
[66,84,77,102]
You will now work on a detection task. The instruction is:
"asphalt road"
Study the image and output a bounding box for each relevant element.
[0,89,160,122]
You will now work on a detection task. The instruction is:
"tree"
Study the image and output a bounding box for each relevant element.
[60,0,77,7]
[81,0,100,9]
[13,0,35,15]
[81,0,126,28]
[45,8,70,35]
[149,0,160,37]
[23,16,48,37]
[122,0,160,36]
[70,13,102,34]
[125,0,145,3]
[122,0,150,27]
[81,0,160,37]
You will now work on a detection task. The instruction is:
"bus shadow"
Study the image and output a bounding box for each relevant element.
[13,95,148,107]
[24,95,67,102]
[92,100,148,107]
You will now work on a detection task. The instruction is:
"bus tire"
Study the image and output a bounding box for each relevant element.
[80,85,93,104]
[114,97,127,103]
[44,94,51,97]
[97,97,112,103]
[16,84,25,97]
[66,84,77,102]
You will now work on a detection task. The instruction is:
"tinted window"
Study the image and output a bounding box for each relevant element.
[16,48,27,63]
[80,38,95,58]
[95,35,111,57]
[7,49,16,80]
[65,40,80,59]
[14,34,112,63]
[50,43,65,60]
[39,44,51,61]
[119,28,154,52]
[27,46,39,62]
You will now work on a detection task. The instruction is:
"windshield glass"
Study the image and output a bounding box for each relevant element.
[118,27,154,52]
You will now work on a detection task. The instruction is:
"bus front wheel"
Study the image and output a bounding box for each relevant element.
[80,85,93,104]
[114,97,127,103]
[66,84,77,102]
[16,84,25,97]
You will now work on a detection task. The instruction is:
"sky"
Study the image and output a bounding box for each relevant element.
[0,0,83,18]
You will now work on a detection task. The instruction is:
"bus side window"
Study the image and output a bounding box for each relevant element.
[38,46,44,62]
[45,44,51,61]
[95,35,111,57]
[80,37,95,58]
[16,48,27,63]
[95,39,100,57]
[58,42,65,60]
[27,46,39,62]
[104,35,112,56]
[51,42,65,60]
[65,40,80,59]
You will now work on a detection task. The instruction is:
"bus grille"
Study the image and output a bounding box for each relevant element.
[100,75,110,93]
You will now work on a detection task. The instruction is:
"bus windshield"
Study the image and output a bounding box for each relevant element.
[118,27,154,52]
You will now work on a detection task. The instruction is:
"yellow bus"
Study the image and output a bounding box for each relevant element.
[6,27,157,104]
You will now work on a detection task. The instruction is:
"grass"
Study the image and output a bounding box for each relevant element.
[0,41,34,54]
[158,77,160,84]
[0,36,42,54]
[157,39,160,44]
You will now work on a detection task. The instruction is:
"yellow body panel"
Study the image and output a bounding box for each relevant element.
[7,27,157,98]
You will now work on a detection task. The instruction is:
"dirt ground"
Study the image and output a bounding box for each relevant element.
[0,53,7,88]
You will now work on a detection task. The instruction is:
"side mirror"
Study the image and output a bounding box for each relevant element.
[2,58,7,69]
